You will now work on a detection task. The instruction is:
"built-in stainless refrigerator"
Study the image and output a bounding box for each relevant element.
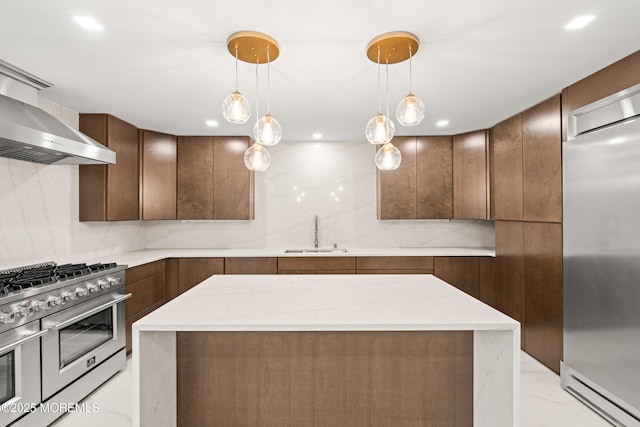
[562,83,640,426]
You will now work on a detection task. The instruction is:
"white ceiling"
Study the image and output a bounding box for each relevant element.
[1,0,640,142]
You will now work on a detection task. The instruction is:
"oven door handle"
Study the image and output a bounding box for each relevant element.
[53,293,132,331]
[0,329,48,354]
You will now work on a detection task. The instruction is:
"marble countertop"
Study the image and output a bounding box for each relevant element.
[86,247,495,268]
[134,274,517,332]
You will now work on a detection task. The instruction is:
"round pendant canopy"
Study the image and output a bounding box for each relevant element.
[366,31,419,64]
[227,31,280,64]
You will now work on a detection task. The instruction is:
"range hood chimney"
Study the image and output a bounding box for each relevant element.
[0,60,115,165]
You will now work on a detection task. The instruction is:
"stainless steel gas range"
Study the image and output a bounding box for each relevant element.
[0,262,130,426]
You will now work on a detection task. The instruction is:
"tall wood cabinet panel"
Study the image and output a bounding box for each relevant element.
[416,136,453,219]
[522,96,562,223]
[492,114,523,221]
[178,258,224,294]
[433,257,480,300]
[523,222,563,374]
[79,114,139,221]
[213,137,254,220]
[140,130,177,220]
[177,136,215,220]
[452,131,489,219]
[377,137,417,219]
[494,221,525,346]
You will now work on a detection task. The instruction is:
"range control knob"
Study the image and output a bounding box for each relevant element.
[108,277,121,287]
[0,311,15,324]
[75,286,89,298]
[86,282,99,293]
[98,279,109,290]
[33,299,52,311]
[16,303,34,318]
[49,295,62,306]
[61,290,74,302]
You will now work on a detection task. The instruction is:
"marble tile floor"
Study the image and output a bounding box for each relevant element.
[52,351,611,427]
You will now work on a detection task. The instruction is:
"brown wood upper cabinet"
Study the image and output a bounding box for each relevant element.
[492,114,524,221]
[177,136,254,220]
[492,95,561,223]
[140,130,177,220]
[377,136,453,220]
[79,114,139,221]
[452,130,489,219]
[522,96,562,223]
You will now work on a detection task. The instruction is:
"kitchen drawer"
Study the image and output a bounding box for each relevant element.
[126,260,164,284]
[124,272,165,318]
[357,256,434,271]
[225,257,277,274]
[357,269,433,275]
[277,257,356,272]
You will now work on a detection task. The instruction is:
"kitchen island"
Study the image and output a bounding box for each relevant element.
[133,274,519,427]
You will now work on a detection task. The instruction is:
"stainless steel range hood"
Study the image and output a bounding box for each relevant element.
[0,60,115,165]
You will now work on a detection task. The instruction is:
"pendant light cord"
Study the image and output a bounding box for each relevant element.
[267,46,271,114]
[409,45,413,93]
[255,62,259,125]
[234,47,239,92]
[385,62,390,134]
[377,46,382,114]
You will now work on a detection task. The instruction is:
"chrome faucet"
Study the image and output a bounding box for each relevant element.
[314,215,319,249]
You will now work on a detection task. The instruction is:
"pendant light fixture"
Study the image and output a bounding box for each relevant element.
[222,46,251,124]
[366,32,421,170]
[253,45,282,146]
[225,31,281,171]
[365,46,394,145]
[396,44,425,126]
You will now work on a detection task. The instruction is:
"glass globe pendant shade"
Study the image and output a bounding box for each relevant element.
[396,93,425,126]
[375,142,402,170]
[253,113,282,146]
[222,91,251,124]
[365,113,395,144]
[244,143,271,171]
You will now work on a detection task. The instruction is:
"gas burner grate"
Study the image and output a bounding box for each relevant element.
[0,261,119,296]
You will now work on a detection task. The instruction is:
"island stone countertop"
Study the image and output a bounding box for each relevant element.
[133,274,518,427]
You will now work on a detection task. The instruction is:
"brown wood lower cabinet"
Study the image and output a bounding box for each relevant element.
[434,257,481,299]
[277,257,356,274]
[357,256,433,274]
[177,330,472,427]
[225,257,277,274]
[493,221,525,332]
[177,258,224,294]
[523,222,563,374]
[125,260,166,354]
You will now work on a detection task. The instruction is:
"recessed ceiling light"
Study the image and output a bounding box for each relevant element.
[436,120,450,127]
[72,16,103,31]
[312,133,323,139]
[205,119,219,127]
[564,15,596,30]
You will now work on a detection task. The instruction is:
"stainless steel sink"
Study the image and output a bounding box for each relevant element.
[285,248,348,253]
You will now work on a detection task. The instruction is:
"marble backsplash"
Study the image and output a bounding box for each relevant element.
[146,139,495,249]
[1,96,493,270]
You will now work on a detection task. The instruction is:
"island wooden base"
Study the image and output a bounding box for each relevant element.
[177,331,473,427]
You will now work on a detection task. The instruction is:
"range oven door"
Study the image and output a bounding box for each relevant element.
[40,292,131,400]
[0,320,47,426]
